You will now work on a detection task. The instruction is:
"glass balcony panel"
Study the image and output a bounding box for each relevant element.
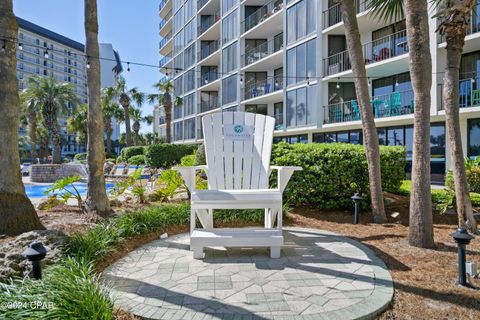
[322,0,372,29]
[242,0,284,33]
[242,33,283,67]
[243,77,283,100]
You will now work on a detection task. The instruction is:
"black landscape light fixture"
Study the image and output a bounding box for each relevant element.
[351,192,363,224]
[22,242,48,280]
[450,228,474,287]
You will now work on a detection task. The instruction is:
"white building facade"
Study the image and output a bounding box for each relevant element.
[16,17,122,157]
[158,0,480,181]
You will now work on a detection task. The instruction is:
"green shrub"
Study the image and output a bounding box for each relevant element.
[145,143,197,168]
[105,158,116,163]
[105,152,117,159]
[74,152,87,161]
[445,158,480,192]
[270,142,406,210]
[116,156,123,164]
[181,154,195,166]
[127,154,146,165]
[194,143,206,165]
[120,146,144,162]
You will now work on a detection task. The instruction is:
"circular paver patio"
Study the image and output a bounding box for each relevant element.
[104,227,393,320]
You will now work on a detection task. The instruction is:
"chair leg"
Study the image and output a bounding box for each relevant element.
[277,205,283,230]
[190,207,196,235]
[264,208,271,228]
[270,247,280,258]
[192,246,204,259]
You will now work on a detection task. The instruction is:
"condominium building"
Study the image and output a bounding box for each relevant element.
[16,17,122,157]
[157,0,480,181]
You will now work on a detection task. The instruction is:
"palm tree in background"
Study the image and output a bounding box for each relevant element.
[101,87,124,154]
[148,80,182,143]
[67,104,88,147]
[113,76,145,146]
[84,0,112,217]
[130,108,154,146]
[339,0,387,223]
[20,93,39,158]
[21,75,79,164]
[0,0,43,235]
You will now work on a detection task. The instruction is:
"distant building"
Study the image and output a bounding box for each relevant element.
[16,17,122,157]
[153,105,167,139]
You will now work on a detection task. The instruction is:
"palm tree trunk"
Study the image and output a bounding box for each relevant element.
[133,121,140,146]
[105,120,112,154]
[0,0,43,235]
[405,0,434,248]
[28,111,37,158]
[44,114,62,164]
[84,0,112,217]
[165,97,172,143]
[122,103,132,146]
[443,4,478,232]
[340,0,386,223]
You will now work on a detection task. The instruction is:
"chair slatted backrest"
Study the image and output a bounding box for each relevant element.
[202,111,275,190]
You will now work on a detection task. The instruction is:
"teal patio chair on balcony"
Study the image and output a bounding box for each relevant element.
[350,100,360,120]
[471,89,480,106]
[332,106,343,123]
[390,92,402,115]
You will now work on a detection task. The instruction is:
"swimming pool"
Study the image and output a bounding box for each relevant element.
[25,182,115,198]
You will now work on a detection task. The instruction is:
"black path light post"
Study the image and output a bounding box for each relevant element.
[22,242,48,280]
[351,192,363,224]
[450,228,474,287]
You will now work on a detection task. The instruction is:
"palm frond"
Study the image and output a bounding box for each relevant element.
[369,0,404,23]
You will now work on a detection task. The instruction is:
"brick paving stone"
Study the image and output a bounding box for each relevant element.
[104,227,393,320]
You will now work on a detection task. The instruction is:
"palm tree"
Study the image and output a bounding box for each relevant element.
[130,108,154,146]
[0,0,43,235]
[148,80,181,143]
[370,0,434,247]
[21,75,79,164]
[101,87,124,154]
[340,0,387,223]
[113,77,145,146]
[67,104,88,147]
[84,0,112,217]
[20,93,39,158]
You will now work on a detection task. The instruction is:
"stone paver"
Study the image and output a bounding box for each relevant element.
[104,227,393,320]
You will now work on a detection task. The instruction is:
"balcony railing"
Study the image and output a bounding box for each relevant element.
[159,10,172,30]
[242,33,283,67]
[197,12,221,36]
[322,0,372,29]
[198,40,219,61]
[199,69,219,86]
[159,56,170,68]
[199,96,220,113]
[159,0,168,11]
[438,75,480,110]
[243,77,283,100]
[324,89,414,124]
[241,0,283,33]
[159,32,172,49]
[323,29,408,77]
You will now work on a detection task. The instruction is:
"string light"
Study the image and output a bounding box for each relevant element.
[239,76,243,85]
[86,56,91,69]
[336,77,340,89]
[1,40,6,53]
[43,49,49,58]
[472,78,476,84]
[127,62,130,72]
[274,78,279,87]
[204,77,208,84]
[368,78,372,87]
[18,43,23,51]
[395,79,399,87]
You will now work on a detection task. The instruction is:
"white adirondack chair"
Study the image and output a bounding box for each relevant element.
[175,112,301,259]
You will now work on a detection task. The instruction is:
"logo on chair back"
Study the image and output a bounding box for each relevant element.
[225,124,253,140]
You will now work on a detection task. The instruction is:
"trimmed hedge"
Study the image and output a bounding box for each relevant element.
[270,142,406,209]
[128,155,146,165]
[74,153,87,161]
[145,143,197,168]
[120,146,144,162]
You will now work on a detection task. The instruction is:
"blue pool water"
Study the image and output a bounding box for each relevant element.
[25,182,115,198]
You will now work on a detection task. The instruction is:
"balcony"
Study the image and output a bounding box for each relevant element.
[159,9,172,36]
[198,40,220,62]
[438,10,480,43]
[159,56,170,68]
[323,29,408,77]
[322,0,372,29]
[438,75,480,110]
[243,77,283,101]
[197,11,221,37]
[242,0,283,34]
[159,32,172,49]
[242,33,283,68]
[324,89,414,124]
[159,0,172,19]
[198,69,220,89]
[199,96,220,113]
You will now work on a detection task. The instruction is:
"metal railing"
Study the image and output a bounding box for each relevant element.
[159,0,168,11]
[242,33,283,67]
[199,95,220,113]
[324,89,414,124]
[198,40,219,61]
[322,0,372,29]
[159,9,172,30]
[199,69,219,86]
[241,0,283,33]
[323,29,408,76]
[243,77,283,100]
[197,11,221,36]
[159,56,170,68]
[159,32,172,49]
[438,74,480,110]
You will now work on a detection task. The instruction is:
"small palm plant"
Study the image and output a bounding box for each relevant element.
[45,175,85,212]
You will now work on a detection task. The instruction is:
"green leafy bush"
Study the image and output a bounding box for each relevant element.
[127,154,146,165]
[145,143,197,168]
[45,175,85,212]
[120,146,144,162]
[270,142,406,209]
[445,158,480,192]
[194,143,206,165]
[116,156,123,164]
[105,152,117,159]
[181,154,195,166]
[74,152,87,161]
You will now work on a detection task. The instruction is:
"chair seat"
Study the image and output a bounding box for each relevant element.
[191,189,282,208]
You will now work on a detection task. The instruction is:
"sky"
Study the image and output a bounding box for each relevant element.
[13,0,161,133]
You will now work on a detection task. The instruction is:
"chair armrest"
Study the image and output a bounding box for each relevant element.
[172,166,207,193]
[269,166,302,192]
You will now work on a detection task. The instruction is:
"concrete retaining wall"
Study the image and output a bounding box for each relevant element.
[30,164,86,183]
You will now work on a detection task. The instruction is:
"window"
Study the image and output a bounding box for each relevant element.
[287,47,296,86]
[286,85,316,128]
[287,0,317,44]
[184,43,195,69]
[222,10,238,44]
[287,38,316,86]
[174,103,183,119]
[185,0,194,21]
[222,74,238,104]
[174,121,183,141]
[184,93,195,116]
[173,29,184,54]
[296,43,306,82]
[372,20,407,58]
[184,118,195,140]
[173,9,184,34]
[273,135,308,144]
[245,104,268,115]
[173,52,183,71]
[337,132,349,143]
[174,75,183,96]
[222,0,237,14]
[184,19,195,45]
[387,127,404,146]
[274,102,284,130]
[184,68,195,92]
[244,72,267,99]
[286,90,296,128]
[222,42,238,73]
[349,130,363,144]
[468,119,480,157]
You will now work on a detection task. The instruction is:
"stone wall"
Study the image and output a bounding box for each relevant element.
[30,164,86,183]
